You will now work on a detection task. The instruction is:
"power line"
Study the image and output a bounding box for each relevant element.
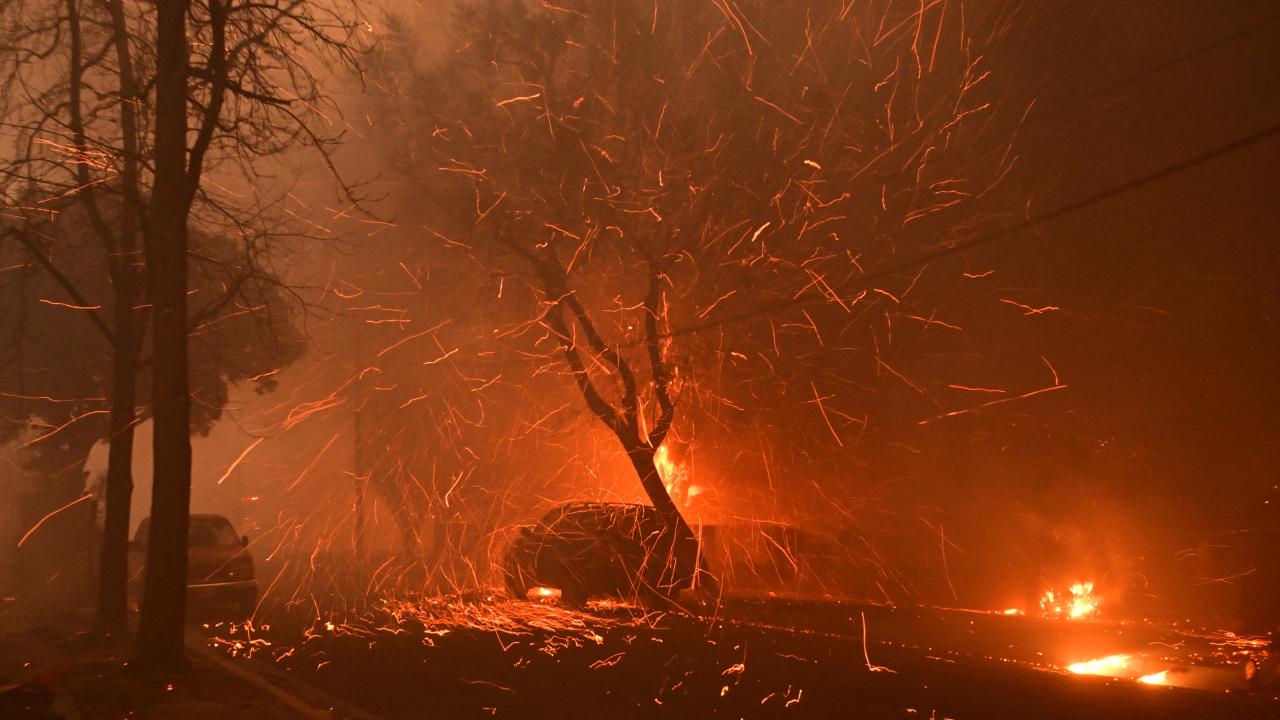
[659,119,1280,344]
[351,11,1280,364]
[1019,10,1280,131]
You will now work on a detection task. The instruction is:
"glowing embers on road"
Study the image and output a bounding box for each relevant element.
[1065,653,1176,686]
[1066,652,1134,678]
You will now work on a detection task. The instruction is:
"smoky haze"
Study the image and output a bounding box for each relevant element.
[4,0,1276,632]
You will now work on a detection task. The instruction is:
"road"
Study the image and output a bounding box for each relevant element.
[200,595,1277,719]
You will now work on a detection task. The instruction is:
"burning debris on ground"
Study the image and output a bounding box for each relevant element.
[1,0,1279,718]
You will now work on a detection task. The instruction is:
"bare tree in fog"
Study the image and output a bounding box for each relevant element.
[0,0,367,662]
[371,0,1022,581]
[0,208,305,626]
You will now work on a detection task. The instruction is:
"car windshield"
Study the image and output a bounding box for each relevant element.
[189,517,239,547]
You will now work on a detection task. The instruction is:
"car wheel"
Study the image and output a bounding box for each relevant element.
[559,582,589,608]
[636,585,671,610]
[502,549,529,601]
[503,570,528,601]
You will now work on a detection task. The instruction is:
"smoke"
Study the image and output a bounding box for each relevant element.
[190,0,1052,611]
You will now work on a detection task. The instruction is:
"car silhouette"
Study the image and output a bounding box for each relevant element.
[128,513,258,620]
[501,502,699,606]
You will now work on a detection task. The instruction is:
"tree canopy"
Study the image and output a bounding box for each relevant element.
[364,0,1027,522]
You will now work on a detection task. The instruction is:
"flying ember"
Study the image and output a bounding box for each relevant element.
[0,0,1275,717]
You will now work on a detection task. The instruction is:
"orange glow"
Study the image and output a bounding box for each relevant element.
[1041,581,1099,620]
[655,445,694,508]
[1067,654,1173,686]
[528,586,562,601]
[1137,671,1169,685]
[1067,654,1131,677]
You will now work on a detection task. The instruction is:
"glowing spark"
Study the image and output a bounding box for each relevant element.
[696,290,737,319]
[286,433,340,491]
[20,410,111,447]
[0,392,105,404]
[860,612,894,673]
[919,383,1066,425]
[1041,355,1061,386]
[1000,298,1061,315]
[808,382,844,447]
[216,437,265,485]
[18,493,93,547]
[282,395,346,430]
[423,347,460,366]
[375,320,451,358]
[947,384,1005,394]
[753,96,801,124]
[905,313,961,330]
[38,299,102,310]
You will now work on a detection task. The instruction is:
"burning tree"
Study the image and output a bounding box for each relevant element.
[370,0,1024,592]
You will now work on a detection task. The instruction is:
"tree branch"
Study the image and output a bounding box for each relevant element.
[3,225,116,345]
[645,257,675,449]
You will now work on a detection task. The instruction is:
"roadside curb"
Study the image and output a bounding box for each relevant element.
[184,629,381,720]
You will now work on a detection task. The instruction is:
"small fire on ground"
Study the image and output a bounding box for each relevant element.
[1066,653,1170,685]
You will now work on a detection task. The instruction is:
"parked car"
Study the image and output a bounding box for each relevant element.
[501,502,699,606]
[128,514,257,620]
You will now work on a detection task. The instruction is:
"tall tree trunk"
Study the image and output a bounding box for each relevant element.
[132,0,191,669]
[94,296,139,638]
[94,0,145,640]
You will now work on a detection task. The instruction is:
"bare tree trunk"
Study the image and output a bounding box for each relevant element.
[625,447,702,590]
[94,295,139,637]
[93,0,145,641]
[132,0,191,669]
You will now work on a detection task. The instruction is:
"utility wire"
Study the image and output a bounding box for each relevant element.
[659,119,1280,344]
[351,11,1280,363]
[1017,10,1280,131]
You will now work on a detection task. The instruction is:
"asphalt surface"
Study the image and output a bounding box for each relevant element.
[199,596,1278,719]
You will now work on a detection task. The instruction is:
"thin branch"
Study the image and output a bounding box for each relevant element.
[3,225,115,345]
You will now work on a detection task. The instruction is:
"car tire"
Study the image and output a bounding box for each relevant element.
[559,583,589,608]
[502,548,529,601]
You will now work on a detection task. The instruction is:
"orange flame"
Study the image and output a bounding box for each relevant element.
[655,445,695,508]
[1041,581,1099,620]
[1067,653,1131,676]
